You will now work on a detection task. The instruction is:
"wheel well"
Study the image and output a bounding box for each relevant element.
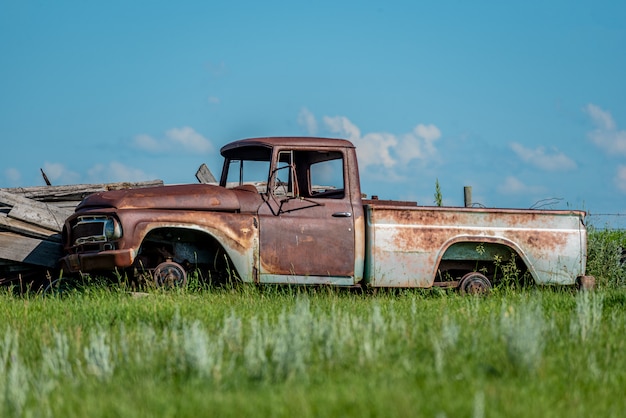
[436,241,533,286]
[134,227,238,281]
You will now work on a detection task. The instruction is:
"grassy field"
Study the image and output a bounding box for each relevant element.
[0,228,624,417]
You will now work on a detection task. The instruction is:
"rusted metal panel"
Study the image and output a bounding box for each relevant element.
[76,184,242,212]
[63,210,260,279]
[61,186,264,281]
[221,137,355,155]
[365,205,586,287]
[253,142,361,285]
[258,197,356,278]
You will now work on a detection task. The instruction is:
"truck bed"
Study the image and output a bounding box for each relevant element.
[364,205,587,287]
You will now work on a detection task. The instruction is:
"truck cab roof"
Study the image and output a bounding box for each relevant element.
[220,137,355,156]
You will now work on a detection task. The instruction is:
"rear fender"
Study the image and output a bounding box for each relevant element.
[434,236,538,284]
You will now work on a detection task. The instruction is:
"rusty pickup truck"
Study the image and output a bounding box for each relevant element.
[60,137,593,292]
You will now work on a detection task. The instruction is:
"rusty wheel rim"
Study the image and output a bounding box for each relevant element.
[153,261,187,288]
[459,272,492,295]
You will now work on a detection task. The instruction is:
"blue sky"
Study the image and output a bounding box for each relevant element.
[1,1,625,226]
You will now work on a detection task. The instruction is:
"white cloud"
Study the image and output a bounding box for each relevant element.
[585,103,626,156]
[133,134,161,153]
[361,133,398,168]
[133,127,213,154]
[323,115,396,168]
[166,127,213,153]
[4,168,21,184]
[322,115,438,169]
[87,162,154,183]
[616,165,626,193]
[42,162,80,185]
[497,176,546,195]
[586,103,615,131]
[297,107,318,135]
[510,142,577,171]
[208,96,220,105]
[323,115,361,141]
[398,124,441,164]
[414,124,442,142]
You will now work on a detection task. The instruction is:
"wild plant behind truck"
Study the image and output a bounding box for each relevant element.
[586,226,626,287]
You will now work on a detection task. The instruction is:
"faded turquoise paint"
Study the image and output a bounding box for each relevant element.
[442,242,513,261]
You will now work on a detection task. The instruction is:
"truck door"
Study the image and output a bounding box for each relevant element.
[257,149,356,285]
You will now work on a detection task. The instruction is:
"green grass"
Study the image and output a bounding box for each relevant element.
[586,226,626,287]
[1,286,626,417]
[0,228,624,417]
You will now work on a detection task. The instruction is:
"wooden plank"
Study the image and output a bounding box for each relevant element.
[0,190,73,232]
[195,164,217,184]
[0,231,62,268]
[0,213,61,241]
[0,180,163,202]
[47,201,81,210]
[7,202,71,232]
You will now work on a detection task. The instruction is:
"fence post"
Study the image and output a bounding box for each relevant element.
[464,186,472,208]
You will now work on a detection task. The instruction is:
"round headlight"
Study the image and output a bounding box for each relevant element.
[104,218,122,240]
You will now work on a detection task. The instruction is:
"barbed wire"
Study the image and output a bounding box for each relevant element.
[530,197,564,209]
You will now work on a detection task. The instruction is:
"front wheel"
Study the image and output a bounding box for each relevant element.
[458,272,492,295]
[153,261,187,288]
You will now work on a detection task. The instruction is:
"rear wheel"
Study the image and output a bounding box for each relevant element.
[458,272,492,295]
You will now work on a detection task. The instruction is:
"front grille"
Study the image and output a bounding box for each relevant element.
[72,216,107,245]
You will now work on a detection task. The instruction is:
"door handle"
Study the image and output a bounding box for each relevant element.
[332,212,352,218]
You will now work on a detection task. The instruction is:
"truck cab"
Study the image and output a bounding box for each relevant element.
[220,137,366,285]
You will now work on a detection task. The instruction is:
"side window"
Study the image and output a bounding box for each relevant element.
[225,159,270,193]
[310,154,344,198]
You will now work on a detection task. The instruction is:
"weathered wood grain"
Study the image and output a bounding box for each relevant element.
[0,180,163,202]
[0,213,61,241]
[0,190,72,232]
[8,203,70,232]
[0,231,62,268]
[195,164,217,184]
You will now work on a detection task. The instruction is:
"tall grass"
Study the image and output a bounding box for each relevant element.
[586,226,626,288]
[0,228,624,416]
[0,286,625,417]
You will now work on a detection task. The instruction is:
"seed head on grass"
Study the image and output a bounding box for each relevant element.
[243,316,269,380]
[500,301,545,374]
[271,298,313,382]
[83,328,115,381]
[1,331,30,417]
[41,330,74,380]
[570,290,604,342]
[182,320,224,381]
[432,315,460,375]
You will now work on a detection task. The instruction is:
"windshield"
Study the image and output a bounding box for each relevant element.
[221,146,272,193]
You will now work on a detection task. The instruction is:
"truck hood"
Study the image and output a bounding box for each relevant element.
[75,183,261,212]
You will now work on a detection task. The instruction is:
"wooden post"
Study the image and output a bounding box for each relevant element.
[195,163,217,184]
[464,186,472,207]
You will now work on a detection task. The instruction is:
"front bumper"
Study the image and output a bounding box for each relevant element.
[60,249,136,273]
